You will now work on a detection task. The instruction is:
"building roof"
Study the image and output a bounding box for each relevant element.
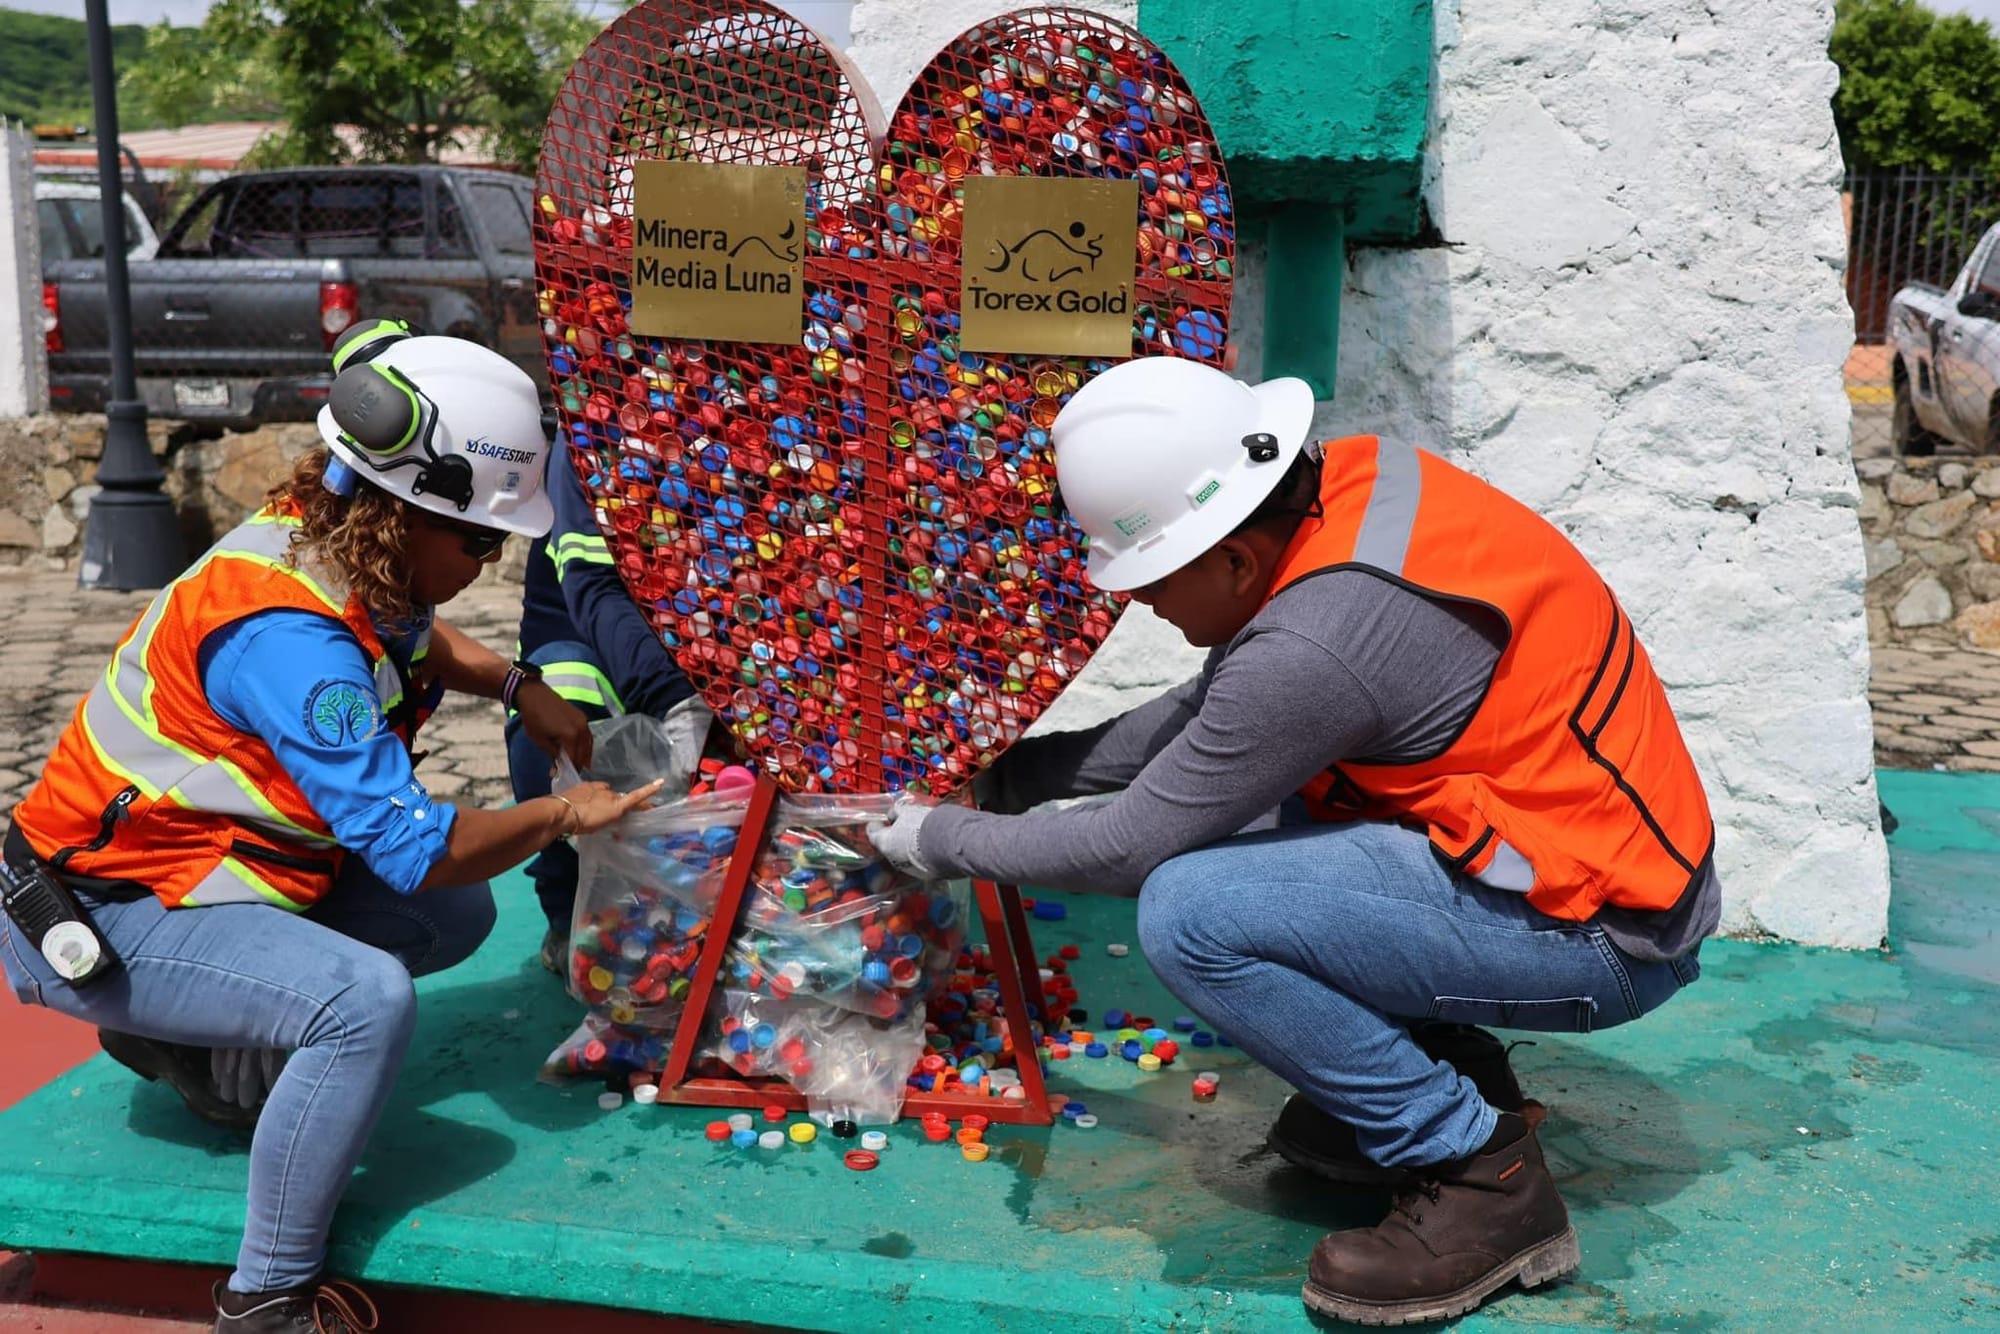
[33,122,503,173]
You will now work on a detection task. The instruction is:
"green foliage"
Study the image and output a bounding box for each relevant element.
[0,8,151,130]
[1832,0,2000,175]
[122,0,603,173]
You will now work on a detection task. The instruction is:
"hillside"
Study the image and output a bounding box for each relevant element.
[0,7,153,131]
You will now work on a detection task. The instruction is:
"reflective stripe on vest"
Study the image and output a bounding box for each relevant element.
[14,509,415,912]
[1280,436,1715,921]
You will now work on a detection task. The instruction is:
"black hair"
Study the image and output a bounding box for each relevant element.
[1230,448,1322,538]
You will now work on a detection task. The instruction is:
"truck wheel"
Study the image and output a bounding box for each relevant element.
[1893,373,1938,457]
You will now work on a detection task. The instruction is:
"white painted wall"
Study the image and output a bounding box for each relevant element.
[844,0,1887,947]
[0,122,48,418]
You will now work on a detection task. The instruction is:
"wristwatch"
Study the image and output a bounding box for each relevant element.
[502,659,543,711]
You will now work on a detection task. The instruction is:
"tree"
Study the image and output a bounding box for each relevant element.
[1831,0,2000,175]
[121,0,604,173]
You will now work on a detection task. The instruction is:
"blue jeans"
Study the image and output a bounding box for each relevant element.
[0,857,494,1294]
[1137,820,1700,1169]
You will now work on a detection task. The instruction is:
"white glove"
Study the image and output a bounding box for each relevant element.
[211,1046,288,1111]
[660,694,715,798]
[867,801,938,880]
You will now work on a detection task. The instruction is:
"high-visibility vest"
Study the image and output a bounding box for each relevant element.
[12,510,431,911]
[1280,437,1716,922]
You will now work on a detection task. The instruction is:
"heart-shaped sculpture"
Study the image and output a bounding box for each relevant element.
[535,1,1233,796]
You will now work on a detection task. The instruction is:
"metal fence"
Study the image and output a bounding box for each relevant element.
[1846,168,2000,457]
[37,164,547,429]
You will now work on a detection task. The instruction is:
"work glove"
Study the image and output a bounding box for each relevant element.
[866,801,938,881]
[660,694,715,799]
[211,1046,289,1112]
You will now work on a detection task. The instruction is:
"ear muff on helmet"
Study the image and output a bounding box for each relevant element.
[328,358,476,514]
[331,317,422,375]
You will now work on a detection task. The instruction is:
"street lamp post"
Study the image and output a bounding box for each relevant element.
[78,0,181,591]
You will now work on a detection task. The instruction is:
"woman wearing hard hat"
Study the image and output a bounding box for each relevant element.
[0,321,662,1334]
[870,356,1718,1326]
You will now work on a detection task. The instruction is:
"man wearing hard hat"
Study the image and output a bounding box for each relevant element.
[872,356,1717,1326]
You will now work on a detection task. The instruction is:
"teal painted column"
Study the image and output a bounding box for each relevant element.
[1263,206,1343,399]
[1137,0,1432,393]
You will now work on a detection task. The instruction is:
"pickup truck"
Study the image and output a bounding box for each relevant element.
[1889,221,2000,455]
[44,165,544,428]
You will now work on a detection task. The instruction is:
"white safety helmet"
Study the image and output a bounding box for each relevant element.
[317,320,554,537]
[1052,357,1316,591]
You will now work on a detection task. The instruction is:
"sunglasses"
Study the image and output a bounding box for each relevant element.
[420,511,508,559]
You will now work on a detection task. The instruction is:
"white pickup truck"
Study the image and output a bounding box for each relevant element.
[1889,221,2000,454]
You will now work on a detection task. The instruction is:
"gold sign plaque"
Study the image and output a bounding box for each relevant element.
[629,160,805,344]
[960,176,1139,358]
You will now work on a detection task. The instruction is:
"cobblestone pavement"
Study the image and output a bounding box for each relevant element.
[0,573,519,837]
[1869,643,2000,772]
[7,570,2000,833]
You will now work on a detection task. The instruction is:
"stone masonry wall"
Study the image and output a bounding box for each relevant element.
[1860,454,2000,650]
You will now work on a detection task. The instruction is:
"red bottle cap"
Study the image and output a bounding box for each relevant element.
[844,1150,880,1171]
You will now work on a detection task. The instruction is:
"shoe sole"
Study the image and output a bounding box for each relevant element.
[1299,1225,1581,1326]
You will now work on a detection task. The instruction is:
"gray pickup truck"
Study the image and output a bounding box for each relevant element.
[1889,221,2000,455]
[45,165,544,427]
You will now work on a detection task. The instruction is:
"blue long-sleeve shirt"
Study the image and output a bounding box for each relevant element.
[200,610,455,895]
[514,450,694,718]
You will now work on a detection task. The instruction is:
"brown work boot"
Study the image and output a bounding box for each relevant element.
[1302,1112,1580,1325]
[1269,1024,1542,1186]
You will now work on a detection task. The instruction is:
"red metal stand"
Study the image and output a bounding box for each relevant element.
[646,771,1056,1125]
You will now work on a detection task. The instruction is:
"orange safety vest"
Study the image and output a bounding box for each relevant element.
[12,509,432,911]
[1281,437,1715,922]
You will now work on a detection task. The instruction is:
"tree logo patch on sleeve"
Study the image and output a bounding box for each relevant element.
[303,679,383,748]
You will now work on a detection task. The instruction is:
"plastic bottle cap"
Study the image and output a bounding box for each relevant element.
[955,1126,984,1145]
[632,1084,660,1105]
[961,1142,991,1162]
[757,1130,785,1150]
[597,1091,624,1111]
[705,1121,732,1141]
[963,1115,990,1132]
[844,1150,880,1171]
[763,1103,789,1122]
[1197,1071,1221,1084]
[1137,1053,1162,1072]
[731,1128,758,1148]
[1106,943,1130,957]
[832,1119,860,1139]
[1073,1114,1099,1129]
[861,1130,888,1151]
[789,1122,818,1144]
[727,1112,754,1132]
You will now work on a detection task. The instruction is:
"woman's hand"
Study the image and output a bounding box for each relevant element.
[516,680,594,770]
[556,778,666,836]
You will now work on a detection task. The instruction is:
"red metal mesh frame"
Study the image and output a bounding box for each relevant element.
[534,1,1234,799]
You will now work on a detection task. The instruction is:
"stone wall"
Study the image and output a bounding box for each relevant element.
[1860,454,2000,649]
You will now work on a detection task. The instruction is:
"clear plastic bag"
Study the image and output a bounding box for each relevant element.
[542,785,968,1117]
[722,795,968,1022]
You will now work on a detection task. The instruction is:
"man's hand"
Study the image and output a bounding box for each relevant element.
[517,680,593,770]
[212,1047,287,1111]
[867,801,938,880]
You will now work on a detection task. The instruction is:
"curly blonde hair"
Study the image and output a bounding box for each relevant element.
[266,449,416,626]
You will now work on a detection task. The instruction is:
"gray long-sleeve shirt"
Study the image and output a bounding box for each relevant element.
[919,570,1719,963]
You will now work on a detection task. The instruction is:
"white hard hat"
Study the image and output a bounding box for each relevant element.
[317,323,553,537]
[1052,357,1315,591]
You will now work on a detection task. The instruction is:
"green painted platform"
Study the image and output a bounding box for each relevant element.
[2,770,1997,1330]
